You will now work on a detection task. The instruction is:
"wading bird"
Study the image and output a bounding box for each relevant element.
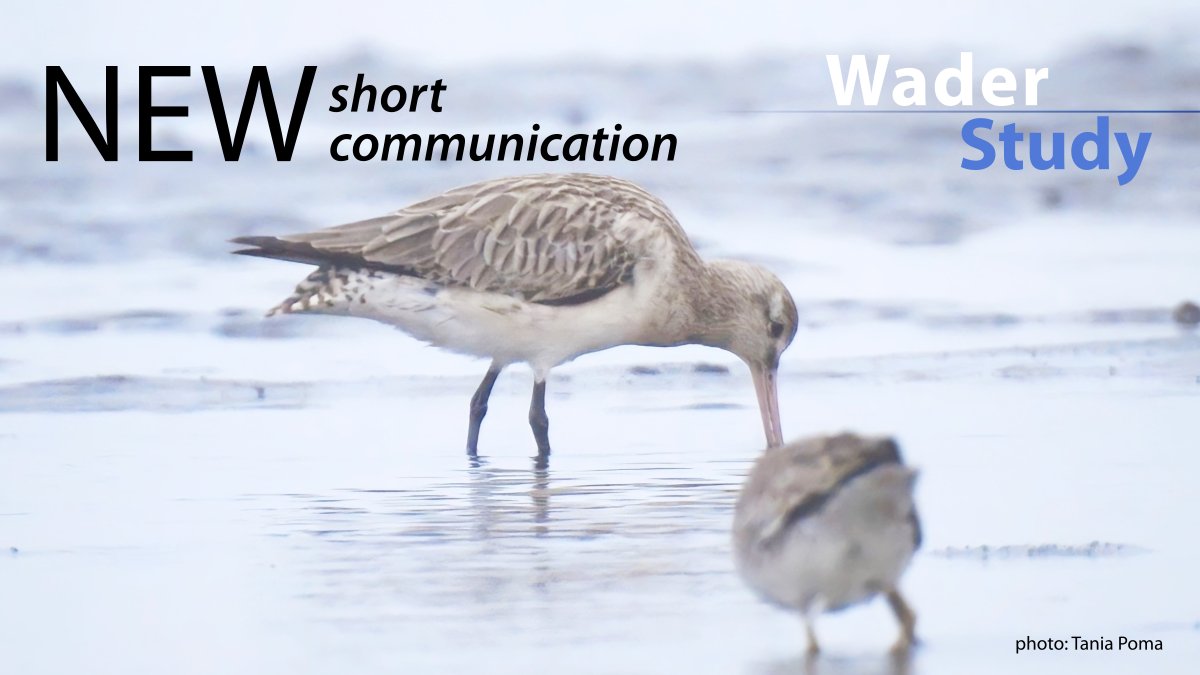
[233,173,797,459]
[733,433,920,654]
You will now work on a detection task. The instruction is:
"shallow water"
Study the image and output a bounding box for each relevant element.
[2,327,1198,673]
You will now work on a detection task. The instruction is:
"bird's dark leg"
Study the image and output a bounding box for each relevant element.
[467,363,502,456]
[529,377,551,460]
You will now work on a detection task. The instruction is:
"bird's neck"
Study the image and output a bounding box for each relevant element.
[641,259,745,350]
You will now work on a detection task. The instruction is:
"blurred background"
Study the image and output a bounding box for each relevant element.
[1,2,1198,674]
[1,1,1197,374]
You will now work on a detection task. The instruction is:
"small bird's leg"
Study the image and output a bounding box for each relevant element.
[803,648,819,675]
[467,363,502,455]
[885,588,917,653]
[803,613,820,655]
[529,378,551,459]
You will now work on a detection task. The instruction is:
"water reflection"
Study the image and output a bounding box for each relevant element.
[259,454,740,611]
[242,447,955,675]
[250,453,783,670]
[463,455,552,541]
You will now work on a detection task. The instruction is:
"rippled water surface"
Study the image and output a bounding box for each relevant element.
[3,333,1198,674]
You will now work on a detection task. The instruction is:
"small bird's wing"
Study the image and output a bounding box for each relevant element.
[742,434,906,548]
[232,173,695,305]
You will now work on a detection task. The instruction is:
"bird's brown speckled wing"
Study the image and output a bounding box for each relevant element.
[234,173,696,305]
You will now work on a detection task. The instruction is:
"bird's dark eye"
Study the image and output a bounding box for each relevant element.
[769,320,785,338]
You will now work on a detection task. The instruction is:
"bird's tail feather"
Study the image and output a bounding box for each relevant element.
[266,266,347,317]
[231,236,339,268]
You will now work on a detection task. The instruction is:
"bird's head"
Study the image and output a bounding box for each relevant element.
[697,260,798,448]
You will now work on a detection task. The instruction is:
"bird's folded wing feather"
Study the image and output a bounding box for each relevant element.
[260,174,693,304]
[752,436,904,547]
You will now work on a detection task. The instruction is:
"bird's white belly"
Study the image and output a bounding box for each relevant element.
[314,269,657,374]
[737,466,918,614]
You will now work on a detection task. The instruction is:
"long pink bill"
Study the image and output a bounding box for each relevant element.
[751,365,784,448]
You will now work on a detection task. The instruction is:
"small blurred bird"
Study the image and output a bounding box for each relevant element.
[733,433,920,654]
